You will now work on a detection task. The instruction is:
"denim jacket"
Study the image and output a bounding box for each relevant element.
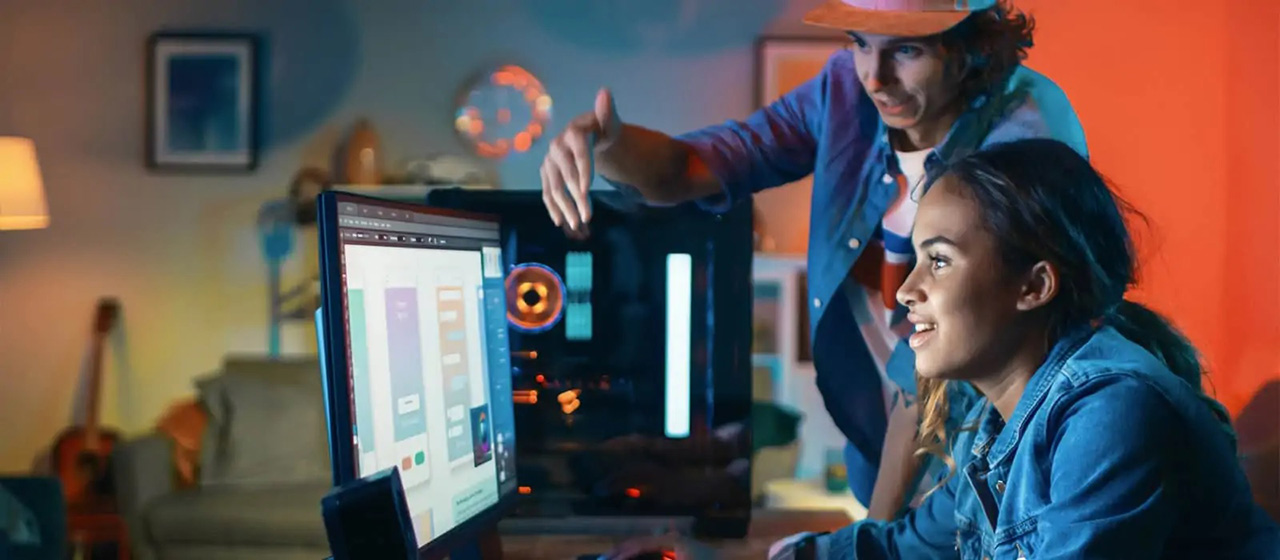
[824,325,1280,559]
[670,48,1089,498]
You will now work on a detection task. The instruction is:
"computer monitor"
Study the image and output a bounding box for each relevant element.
[316,191,519,559]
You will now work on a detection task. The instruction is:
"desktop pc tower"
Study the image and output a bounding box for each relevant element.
[425,188,755,539]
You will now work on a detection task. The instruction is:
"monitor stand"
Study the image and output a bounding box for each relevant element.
[449,526,504,560]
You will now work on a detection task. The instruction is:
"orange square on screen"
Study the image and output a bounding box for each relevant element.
[402,457,412,470]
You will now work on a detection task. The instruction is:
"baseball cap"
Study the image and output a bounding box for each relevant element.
[803,0,997,37]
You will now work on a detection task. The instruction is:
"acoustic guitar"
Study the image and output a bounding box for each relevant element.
[52,297,123,509]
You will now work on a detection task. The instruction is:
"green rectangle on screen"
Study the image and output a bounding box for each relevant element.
[349,290,376,453]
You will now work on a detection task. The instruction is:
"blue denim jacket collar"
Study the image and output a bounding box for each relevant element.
[872,92,1004,204]
[970,324,1095,466]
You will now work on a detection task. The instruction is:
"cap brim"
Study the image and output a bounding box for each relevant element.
[802,0,971,37]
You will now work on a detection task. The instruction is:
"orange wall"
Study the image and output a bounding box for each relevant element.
[761,0,1280,416]
[1019,0,1280,415]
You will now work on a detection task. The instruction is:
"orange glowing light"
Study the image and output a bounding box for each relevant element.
[518,486,532,495]
[515,281,550,314]
[557,389,581,405]
[460,64,551,160]
[625,487,641,498]
[514,131,532,153]
[513,390,539,404]
[535,374,546,384]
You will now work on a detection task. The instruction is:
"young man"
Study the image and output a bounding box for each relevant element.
[540,0,1088,520]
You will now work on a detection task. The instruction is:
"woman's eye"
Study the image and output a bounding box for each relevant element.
[929,256,950,271]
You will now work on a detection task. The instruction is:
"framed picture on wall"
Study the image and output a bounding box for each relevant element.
[755,36,849,108]
[751,36,849,254]
[146,33,259,171]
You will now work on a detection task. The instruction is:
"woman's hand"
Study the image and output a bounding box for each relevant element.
[866,389,923,519]
[767,531,828,560]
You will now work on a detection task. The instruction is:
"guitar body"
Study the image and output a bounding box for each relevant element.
[52,426,122,507]
[52,297,122,510]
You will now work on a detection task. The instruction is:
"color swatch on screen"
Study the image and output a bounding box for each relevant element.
[348,289,376,454]
[437,285,474,462]
[385,287,428,441]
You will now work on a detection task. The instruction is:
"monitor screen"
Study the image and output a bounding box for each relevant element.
[317,192,519,553]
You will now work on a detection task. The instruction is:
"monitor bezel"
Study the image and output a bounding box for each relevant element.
[316,190,520,560]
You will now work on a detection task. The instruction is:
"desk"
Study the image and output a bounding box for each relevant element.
[500,509,852,560]
[762,478,868,522]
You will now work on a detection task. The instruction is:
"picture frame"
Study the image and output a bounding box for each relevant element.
[751,36,849,254]
[752,255,810,405]
[755,36,849,108]
[146,32,259,171]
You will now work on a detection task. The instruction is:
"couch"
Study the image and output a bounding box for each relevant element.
[112,357,333,560]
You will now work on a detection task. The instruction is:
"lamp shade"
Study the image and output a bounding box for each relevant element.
[0,136,49,230]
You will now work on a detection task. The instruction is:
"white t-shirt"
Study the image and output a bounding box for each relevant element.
[845,147,932,411]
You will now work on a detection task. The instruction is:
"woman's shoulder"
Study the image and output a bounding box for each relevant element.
[1058,326,1191,390]
[1043,327,1232,442]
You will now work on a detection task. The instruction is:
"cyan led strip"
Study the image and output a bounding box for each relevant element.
[664,253,692,439]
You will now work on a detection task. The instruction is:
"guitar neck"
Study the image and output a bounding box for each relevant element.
[82,297,119,452]
[84,333,106,449]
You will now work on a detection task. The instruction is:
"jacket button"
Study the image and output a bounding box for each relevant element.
[847,238,861,250]
[812,298,821,308]
[995,480,1006,493]
[881,173,894,184]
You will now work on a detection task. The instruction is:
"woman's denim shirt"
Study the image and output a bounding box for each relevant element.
[826,325,1280,559]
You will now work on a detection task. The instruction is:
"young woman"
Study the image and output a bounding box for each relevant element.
[774,138,1280,559]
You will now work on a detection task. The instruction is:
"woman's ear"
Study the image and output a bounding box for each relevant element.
[1016,261,1058,312]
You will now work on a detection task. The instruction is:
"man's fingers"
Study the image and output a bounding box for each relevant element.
[549,141,587,229]
[549,139,581,199]
[544,159,579,230]
[564,130,594,223]
[540,164,566,228]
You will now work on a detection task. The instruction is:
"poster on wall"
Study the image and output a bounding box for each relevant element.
[146,33,259,171]
[752,36,848,255]
[753,37,847,357]
[755,37,849,108]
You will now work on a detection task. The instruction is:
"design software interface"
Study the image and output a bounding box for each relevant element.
[334,198,516,545]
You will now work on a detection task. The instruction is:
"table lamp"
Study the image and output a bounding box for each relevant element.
[0,136,49,230]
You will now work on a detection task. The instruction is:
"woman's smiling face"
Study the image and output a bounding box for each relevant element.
[896,173,1036,381]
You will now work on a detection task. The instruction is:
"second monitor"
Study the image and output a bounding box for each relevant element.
[317,191,519,559]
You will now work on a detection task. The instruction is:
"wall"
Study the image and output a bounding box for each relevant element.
[1,0,1276,474]
[1017,0,1280,420]
[0,0,824,472]
[757,0,1280,418]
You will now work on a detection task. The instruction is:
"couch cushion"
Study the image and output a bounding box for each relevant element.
[196,357,331,486]
[145,483,330,548]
